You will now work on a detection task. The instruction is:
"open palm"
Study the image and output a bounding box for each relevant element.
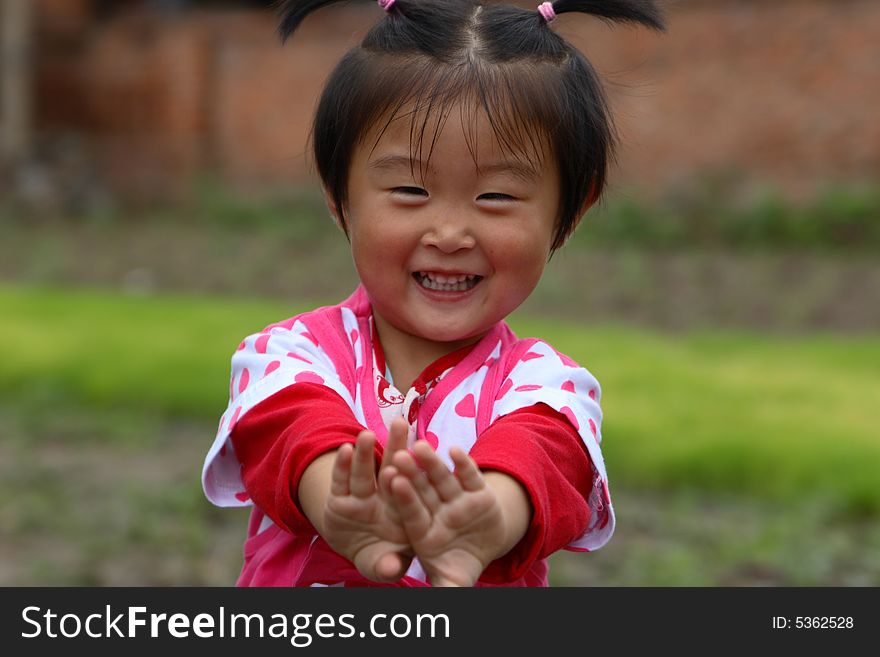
[323,419,412,582]
[390,442,506,587]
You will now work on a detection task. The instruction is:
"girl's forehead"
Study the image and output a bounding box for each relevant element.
[364,101,551,170]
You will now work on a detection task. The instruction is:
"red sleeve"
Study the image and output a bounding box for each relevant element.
[229,382,375,535]
[470,403,594,584]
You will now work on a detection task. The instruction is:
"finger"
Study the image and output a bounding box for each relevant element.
[377,463,399,502]
[380,417,409,471]
[410,468,443,513]
[349,431,377,498]
[450,447,485,492]
[390,448,420,479]
[329,443,353,497]
[412,441,461,502]
[390,474,432,539]
[374,550,411,583]
[392,450,443,513]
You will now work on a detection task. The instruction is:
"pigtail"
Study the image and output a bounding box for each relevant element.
[277,0,467,54]
[277,0,402,43]
[546,0,666,31]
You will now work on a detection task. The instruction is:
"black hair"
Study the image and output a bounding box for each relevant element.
[278,0,665,253]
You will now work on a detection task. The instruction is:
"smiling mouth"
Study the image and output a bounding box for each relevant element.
[413,271,483,292]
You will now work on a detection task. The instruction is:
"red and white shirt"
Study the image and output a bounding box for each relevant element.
[202,285,614,586]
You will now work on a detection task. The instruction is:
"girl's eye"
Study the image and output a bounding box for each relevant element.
[392,186,428,197]
[478,193,516,201]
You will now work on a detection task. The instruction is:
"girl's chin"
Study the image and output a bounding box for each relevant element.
[412,324,489,347]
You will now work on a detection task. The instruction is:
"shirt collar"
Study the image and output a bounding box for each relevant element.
[370,315,477,394]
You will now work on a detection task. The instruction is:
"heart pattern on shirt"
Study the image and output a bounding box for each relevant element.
[255,334,271,354]
[295,371,325,385]
[301,330,319,347]
[498,378,513,399]
[425,431,440,449]
[559,405,580,431]
[454,394,476,418]
[238,368,250,394]
[228,406,242,431]
[287,352,312,365]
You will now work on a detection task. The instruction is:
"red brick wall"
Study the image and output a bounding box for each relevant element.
[599,0,880,200]
[32,0,880,201]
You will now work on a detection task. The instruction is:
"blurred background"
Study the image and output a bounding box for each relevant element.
[1,0,878,586]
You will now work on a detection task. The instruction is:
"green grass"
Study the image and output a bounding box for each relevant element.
[512,320,880,513]
[2,283,879,513]
[0,284,313,418]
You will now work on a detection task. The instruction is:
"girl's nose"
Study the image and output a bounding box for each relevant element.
[420,216,476,253]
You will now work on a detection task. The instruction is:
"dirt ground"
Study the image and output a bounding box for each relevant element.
[2,404,878,586]
[2,218,879,333]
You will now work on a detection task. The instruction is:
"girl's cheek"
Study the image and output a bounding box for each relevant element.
[489,226,534,252]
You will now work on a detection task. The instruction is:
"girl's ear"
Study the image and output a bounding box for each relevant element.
[581,179,600,216]
[323,187,339,221]
[322,187,346,233]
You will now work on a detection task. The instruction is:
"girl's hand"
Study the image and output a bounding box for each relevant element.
[389,442,509,587]
[322,418,412,582]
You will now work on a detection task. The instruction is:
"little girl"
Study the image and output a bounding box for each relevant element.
[202,0,664,587]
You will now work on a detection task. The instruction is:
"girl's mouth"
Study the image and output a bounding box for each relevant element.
[413,271,483,292]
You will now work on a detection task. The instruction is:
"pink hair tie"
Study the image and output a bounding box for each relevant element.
[378,0,396,12]
[537,2,556,23]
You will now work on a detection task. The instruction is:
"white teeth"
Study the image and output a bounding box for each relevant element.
[415,272,480,292]
[418,272,475,284]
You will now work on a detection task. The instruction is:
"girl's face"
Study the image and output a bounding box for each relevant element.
[336,103,560,361]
